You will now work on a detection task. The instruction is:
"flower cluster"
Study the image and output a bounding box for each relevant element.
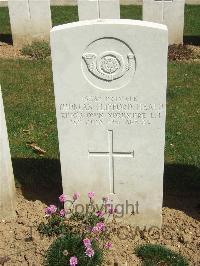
[83,238,95,258]
[42,192,113,266]
[92,222,106,233]
[69,256,78,266]
[45,205,57,216]
[59,194,67,203]
[105,241,112,249]
[44,192,81,218]
[88,191,95,200]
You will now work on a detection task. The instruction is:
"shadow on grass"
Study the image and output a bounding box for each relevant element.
[183,35,200,46]
[12,158,200,220]
[12,158,62,206]
[163,164,200,220]
[0,34,12,44]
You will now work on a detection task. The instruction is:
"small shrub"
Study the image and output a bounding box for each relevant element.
[45,233,103,266]
[21,41,50,59]
[135,244,189,266]
[38,192,114,265]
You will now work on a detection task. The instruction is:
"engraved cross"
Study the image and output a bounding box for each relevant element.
[88,130,134,194]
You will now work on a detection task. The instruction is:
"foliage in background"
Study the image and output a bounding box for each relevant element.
[21,41,51,60]
[135,244,189,266]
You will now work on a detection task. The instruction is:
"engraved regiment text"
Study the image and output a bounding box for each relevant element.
[59,95,164,126]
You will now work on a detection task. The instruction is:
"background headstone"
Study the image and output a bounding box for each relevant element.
[143,0,185,44]
[8,0,52,47]
[51,20,168,227]
[78,0,120,20]
[0,86,16,219]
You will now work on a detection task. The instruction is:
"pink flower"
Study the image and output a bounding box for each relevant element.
[92,226,99,233]
[88,192,95,199]
[45,205,57,215]
[85,247,94,258]
[60,209,65,217]
[69,256,78,266]
[73,192,80,201]
[92,222,105,233]
[59,194,67,203]
[95,211,104,217]
[83,238,91,248]
[105,241,113,249]
[96,222,105,231]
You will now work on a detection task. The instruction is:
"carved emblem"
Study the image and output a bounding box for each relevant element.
[81,37,136,91]
[82,51,135,82]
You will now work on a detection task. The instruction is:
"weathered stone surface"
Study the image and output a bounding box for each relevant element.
[51,20,168,227]
[78,0,120,20]
[8,0,52,47]
[0,86,16,219]
[143,0,185,44]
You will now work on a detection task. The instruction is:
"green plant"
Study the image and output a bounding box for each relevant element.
[21,41,51,59]
[38,214,68,237]
[45,233,103,266]
[37,193,114,266]
[135,244,189,266]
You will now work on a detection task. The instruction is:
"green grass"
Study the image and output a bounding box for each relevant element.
[166,62,200,167]
[0,59,59,159]
[184,5,200,36]
[21,41,51,59]
[0,60,199,168]
[0,7,11,34]
[0,5,200,36]
[135,244,189,266]
[51,6,78,26]
[121,5,142,20]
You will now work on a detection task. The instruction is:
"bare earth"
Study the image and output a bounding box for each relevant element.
[0,42,25,59]
[0,189,199,266]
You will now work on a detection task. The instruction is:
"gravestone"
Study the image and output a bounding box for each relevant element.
[0,86,16,219]
[143,0,185,44]
[8,0,52,47]
[51,20,168,227]
[78,0,120,20]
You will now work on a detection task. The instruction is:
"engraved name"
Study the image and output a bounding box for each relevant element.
[59,95,164,126]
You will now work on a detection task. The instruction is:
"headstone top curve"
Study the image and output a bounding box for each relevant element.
[51,19,168,33]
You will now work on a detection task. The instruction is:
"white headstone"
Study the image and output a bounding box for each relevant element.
[8,0,52,47]
[51,20,168,227]
[78,0,120,20]
[143,0,185,45]
[0,86,16,219]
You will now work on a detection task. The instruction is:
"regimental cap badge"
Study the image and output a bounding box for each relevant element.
[81,37,136,91]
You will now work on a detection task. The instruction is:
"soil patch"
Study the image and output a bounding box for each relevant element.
[1,42,200,62]
[0,42,25,59]
[168,44,200,62]
[0,189,199,266]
